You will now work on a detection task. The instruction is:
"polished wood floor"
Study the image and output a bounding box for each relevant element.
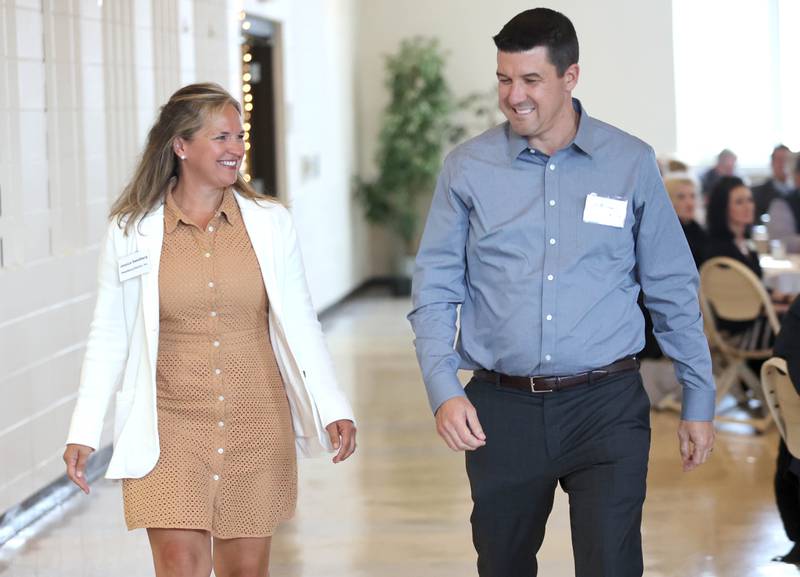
[0,294,795,576]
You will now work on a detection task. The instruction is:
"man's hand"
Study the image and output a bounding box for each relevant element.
[677,420,715,472]
[435,396,486,451]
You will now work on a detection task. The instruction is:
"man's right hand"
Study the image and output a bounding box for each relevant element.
[63,444,94,494]
[435,396,486,451]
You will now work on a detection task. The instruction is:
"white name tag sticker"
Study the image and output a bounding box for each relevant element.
[118,250,151,282]
[582,193,628,228]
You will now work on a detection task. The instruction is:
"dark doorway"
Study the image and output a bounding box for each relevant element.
[243,19,278,198]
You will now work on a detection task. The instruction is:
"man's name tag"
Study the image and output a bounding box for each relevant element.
[118,251,151,282]
[582,193,628,228]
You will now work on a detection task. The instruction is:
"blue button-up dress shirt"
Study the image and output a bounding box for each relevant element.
[408,100,715,421]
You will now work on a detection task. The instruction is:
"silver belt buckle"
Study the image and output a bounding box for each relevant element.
[529,375,554,393]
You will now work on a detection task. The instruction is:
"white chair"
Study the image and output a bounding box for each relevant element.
[762,357,800,455]
[699,256,781,432]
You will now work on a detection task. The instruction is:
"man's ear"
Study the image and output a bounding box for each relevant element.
[563,63,580,91]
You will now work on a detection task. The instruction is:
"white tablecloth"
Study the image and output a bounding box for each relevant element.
[761,255,800,295]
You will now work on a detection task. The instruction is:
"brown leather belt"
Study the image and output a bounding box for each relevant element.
[474,356,640,393]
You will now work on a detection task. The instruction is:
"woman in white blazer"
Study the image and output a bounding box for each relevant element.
[63,83,356,576]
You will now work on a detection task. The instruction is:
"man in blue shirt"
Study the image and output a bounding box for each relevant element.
[408,8,716,576]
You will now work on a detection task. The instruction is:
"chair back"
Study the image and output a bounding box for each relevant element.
[762,357,800,457]
[699,257,781,356]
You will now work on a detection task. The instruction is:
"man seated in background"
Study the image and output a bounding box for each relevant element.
[701,149,738,201]
[773,295,800,564]
[767,156,800,253]
[753,144,792,221]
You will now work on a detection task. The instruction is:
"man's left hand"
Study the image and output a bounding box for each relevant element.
[677,420,715,472]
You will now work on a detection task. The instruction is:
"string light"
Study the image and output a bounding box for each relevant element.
[241,26,254,183]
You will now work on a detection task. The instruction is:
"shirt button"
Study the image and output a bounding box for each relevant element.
[208,281,215,288]
[214,368,222,375]
[218,421,224,428]
[549,199,556,207]
[208,226,215,232]
[544,354,552,361]
[204,252,211,258]
[549,238,556,245]
[546,314,553,321]
[547,274,554,281]
[549,164,555,171]
[217,448,224,454]
[213,474,220,481]
[210,311,218,317]
[218,395,225,401]
[213,340,220,347]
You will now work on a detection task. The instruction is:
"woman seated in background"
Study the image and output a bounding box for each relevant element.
[705,176,761,276]
[664,175,707,267]
[704,176,790,348]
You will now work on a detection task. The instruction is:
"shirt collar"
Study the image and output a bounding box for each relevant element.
[164,187,239,234]
[506,98,596,163]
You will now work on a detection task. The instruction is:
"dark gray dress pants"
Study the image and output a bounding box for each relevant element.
[465,370,651,577]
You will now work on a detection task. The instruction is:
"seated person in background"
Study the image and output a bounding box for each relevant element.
[753,144,792,221]
[767,155,800,253]
[664,175,707,267]
[705,177,789,349]
[701,148,738,202]
[771,295,800,564]
[706,176,760,276]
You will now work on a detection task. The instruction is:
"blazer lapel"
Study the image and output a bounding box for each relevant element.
[235,192,283,317]
[135,205,164,363]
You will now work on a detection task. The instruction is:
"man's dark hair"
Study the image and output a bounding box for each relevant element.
[772,144,790,161]
[707,176,749,241]
[493,8,579,76]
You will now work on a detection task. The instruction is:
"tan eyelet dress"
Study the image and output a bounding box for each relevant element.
[122,189,297,538]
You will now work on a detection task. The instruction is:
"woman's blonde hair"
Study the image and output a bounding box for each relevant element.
[110,82,270,234]
[663,175,696,203]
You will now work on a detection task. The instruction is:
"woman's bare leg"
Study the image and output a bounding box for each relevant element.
[147,528,212,577]
[213,536,272,577]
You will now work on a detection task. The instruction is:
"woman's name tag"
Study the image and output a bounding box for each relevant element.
[118,251,151,282]
[582,193,628,228]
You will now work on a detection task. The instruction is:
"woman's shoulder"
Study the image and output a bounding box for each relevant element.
[235,190,288,216]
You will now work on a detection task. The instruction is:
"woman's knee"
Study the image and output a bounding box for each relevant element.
[149,531,212,577]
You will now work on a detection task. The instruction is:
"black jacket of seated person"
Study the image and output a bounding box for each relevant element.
[772,296,800,563]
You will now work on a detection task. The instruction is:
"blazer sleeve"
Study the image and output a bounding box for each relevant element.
[65,220,130,449]
[277,207,355,428]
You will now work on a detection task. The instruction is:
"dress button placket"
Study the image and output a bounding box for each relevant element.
[204,216,225,491]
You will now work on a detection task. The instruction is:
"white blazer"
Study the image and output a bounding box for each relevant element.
[65,192,355,479]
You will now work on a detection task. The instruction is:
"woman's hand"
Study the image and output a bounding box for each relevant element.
[325,420,357,464]
[63,444,95,494]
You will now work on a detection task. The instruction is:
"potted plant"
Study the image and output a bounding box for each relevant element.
[356,37,457,296]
